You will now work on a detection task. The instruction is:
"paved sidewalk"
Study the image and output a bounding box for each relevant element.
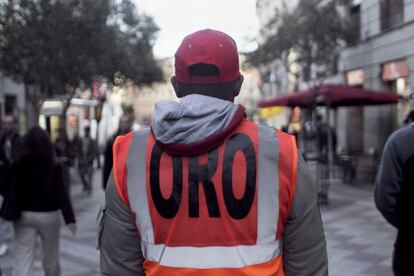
[0,168,396,275]
[321,180,396,276]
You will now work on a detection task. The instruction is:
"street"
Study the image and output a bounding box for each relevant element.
[322,180,395,276]
[0,0,410,275]
[0,168,396,276]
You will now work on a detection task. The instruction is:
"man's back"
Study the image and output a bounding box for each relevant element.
[100,94,327,275]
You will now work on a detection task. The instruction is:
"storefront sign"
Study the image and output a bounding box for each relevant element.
[382,60,409,81]
[346,69,364,86]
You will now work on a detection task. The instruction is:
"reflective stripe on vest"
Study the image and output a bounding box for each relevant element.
[113,120,297,273]
[143,255,284,276]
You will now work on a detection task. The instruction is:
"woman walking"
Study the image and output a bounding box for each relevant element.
[10,127,76,276]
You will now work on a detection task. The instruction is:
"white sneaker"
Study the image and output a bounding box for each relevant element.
[0,244,8,257]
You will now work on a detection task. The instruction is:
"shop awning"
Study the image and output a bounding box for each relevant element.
[258,84,401,108]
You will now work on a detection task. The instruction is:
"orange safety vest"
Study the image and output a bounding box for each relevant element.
[113,119,297,275]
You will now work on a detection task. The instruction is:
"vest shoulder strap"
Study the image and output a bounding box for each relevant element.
[113,131,134,206]
[276,130,298,239]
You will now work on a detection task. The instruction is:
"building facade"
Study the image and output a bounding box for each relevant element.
[339,0,414,154]
[255,0,300,99]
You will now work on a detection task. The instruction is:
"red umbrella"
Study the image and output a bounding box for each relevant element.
[258,84,401,108]
[258,84,401,204]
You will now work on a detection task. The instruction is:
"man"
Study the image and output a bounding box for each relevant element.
[0,115,22,256]
[54,128,71,194]
[100,29,327,275]
[102,115,133,189]
[0,115,22,167]
[375,110,414,275]
[77,126,97,195]
[315,114,337,160]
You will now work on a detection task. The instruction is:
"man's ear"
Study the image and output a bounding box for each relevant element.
[171,76,183,98]
[233,75,244,98]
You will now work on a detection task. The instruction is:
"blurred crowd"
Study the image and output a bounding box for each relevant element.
[0,114,133,275]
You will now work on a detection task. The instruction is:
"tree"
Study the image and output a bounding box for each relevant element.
[249,0,359,84]
[108,0,163,84]
[0,0,162,126]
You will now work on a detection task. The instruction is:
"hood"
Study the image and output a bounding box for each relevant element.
[151,94,245,156]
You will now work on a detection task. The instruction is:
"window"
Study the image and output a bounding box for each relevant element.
[349,3,361,41]
[380,0,404,31]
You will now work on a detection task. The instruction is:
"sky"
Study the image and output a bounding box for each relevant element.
[134,0,260,59]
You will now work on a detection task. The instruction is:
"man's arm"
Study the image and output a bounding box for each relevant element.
[374,134,401,228]
[282,153,328,276]
[100,171,144,275]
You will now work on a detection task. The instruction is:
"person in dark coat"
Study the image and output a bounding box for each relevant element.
[0,115,22,257]
[0,115,22,167]
[102,115,133,189]
[54,128,71,195]
[10,126,76,276]
[375,110,414,275]
[77,126,97,195]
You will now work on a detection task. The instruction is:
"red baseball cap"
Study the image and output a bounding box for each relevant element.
[174,29,241,84]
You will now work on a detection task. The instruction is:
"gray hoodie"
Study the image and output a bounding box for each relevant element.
[151,94,246,156]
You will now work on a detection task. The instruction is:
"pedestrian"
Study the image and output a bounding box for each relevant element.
[315,114,337,162]
[54,127,71,195]
[375,109,414,275]
[102,114,133,189]
[9,126,76,276]
[99,29,327,275]
[67,131,80,167]
[287,106,301,144]
[77,126,97,195]
[0,115,22,257]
